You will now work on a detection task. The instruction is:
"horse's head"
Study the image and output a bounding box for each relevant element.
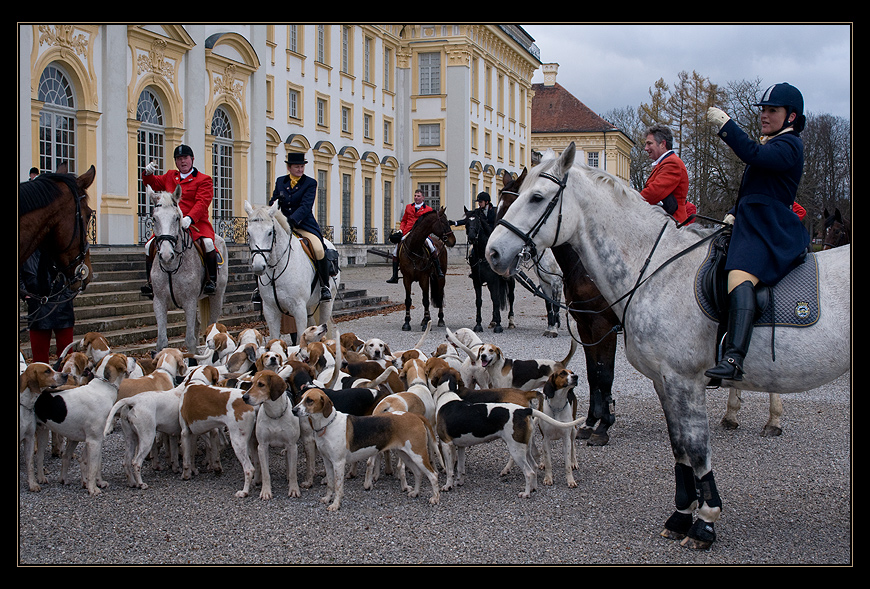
[463,206,486,245]
[496,168,527,221]
[487,144,576,277]
[245,200,288,274]
[149,185,185,265]
[436,206,456,247]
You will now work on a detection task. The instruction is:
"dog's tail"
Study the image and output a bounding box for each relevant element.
[414,319,432,352]
[446,328,478,363]
[103,398,135,437]
[559,335,578,367]
[325,327,342,389]
[422,415,446,471]
[531,408,586,430]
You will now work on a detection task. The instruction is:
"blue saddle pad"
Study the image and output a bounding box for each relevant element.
[694,245,820,328]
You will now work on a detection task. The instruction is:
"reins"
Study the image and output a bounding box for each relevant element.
[500,170,729,347]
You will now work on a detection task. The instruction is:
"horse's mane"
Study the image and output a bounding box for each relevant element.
[19,173,81,216]
[530,149,712,239]
[249,203,291,234]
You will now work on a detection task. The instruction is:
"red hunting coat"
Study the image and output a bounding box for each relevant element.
[143,168,216,241]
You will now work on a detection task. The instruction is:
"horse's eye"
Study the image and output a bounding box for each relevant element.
[530,193,545,203]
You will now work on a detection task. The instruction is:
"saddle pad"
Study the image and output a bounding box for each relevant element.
[694,245,820,328]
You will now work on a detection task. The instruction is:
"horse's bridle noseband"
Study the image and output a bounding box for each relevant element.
[495,171,567,268]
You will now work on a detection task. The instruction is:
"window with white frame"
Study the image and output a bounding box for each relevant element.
[419,52,440,95]
[37,64,77,174]
[211,107,234,222]
[135,89,165,230]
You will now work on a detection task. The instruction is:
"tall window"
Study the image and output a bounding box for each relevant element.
[136,89,165,239]
[317,169,328,229]
[316,25,326,63]
[37,65,77,174]
[383,180,393,235]
[341,173,353,243]
[383,47,392,92]
[418,182,440,210]
[211,107,234,221]
[419,52,440,95]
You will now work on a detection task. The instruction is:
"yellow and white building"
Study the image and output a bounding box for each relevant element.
[19,24,542,252]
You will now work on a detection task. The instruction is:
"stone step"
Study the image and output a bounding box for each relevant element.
[19,244,392,359]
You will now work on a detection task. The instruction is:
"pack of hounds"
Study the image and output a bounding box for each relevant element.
[19,321,586,511]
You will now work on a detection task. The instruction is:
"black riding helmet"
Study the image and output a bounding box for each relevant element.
[476,191,491,203]
[755,82,806,134]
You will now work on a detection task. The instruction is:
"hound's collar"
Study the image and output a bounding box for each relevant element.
[313,412,336,435]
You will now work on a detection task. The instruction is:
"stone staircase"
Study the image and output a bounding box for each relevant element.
[18,245,392,360]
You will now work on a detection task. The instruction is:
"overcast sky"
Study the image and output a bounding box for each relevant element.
[522,23,852,120]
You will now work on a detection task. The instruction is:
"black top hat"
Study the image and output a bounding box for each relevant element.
[173,144,194,158]
[285,152,308,165]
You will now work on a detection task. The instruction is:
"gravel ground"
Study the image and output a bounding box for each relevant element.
[18,262,852,566]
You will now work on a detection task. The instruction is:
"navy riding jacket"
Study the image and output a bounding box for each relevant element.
[269,174,323,241]
[719,119,810,285]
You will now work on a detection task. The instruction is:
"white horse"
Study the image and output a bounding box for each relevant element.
[244,200,340,343]
[486,143,850,550]
[149,186,228,352]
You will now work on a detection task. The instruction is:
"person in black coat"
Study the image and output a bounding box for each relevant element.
[269,152,332,301]
[20,248,76,363]
[704,82,811,381]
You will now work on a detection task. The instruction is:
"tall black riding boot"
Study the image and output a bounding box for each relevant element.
[140,242,156,299]
[705,281,756,382]
[317,258,332,301]
[386,256,399,283]
[430,252,444,278]
[203,250,217,295]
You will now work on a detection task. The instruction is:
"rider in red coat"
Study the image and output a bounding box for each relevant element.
[386,188,442,283]
[140,144,218,296]
[641,124,689,224]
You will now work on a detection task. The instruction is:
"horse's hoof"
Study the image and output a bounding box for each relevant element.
[761,425,782,437]
[720,417,739,430]
[473,324,483,332]
[493,325,503,333]
[680,519,716,550]
[587,432,609,446]
[402,323,411,331]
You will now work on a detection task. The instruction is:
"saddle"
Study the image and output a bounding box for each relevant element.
[294,232,339,276]
[694,232,820,328]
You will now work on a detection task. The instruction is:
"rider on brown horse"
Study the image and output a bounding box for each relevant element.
[386,188,444,283]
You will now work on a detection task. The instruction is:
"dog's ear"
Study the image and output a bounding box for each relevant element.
[317,390,334,417]
[269,372,287,401]
[542,376,556,399]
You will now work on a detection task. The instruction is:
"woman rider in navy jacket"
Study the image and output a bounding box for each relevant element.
[704,83,811,381]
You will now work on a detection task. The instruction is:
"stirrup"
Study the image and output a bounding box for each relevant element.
[704,356,744,381]
[140,284,153,299]
[320,286,332,301]
[203,280,216,295]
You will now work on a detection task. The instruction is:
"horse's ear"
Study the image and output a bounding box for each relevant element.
[464,206,470,214]
[268,200,279,216]
[518,167,528,182]
[172,185,182,204]
[502,170,512,186]
[147,185,159,206]
[557,142,576,172]
[77,165,96,190]
[244,200,253,215]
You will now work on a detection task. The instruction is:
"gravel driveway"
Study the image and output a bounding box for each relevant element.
[18,262,852,565]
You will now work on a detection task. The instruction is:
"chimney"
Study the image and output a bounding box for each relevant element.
[542,63,559,86]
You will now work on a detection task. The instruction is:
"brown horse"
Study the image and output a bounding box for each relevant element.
[498,168,619,446]
[19,165,95,293]
[397,206,455,331]
[822,207,851,250]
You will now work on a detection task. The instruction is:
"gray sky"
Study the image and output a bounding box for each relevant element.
[522,23,852,120]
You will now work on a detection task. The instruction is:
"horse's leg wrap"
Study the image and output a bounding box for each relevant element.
[662,463,698,538]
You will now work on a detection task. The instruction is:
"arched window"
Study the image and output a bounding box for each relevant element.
[37,65,76,174]
[211,108,233,222]
[136,89,165,240]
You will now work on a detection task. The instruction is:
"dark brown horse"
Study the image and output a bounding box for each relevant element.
[498,168,619,445]
[822,207,851,250]
[397,206,455,331]
[19,164,95,293]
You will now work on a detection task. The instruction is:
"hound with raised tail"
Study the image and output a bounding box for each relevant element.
[103,364,220,489]
[292,387,441,511]
[19,362,69,492]
[448,328,577,391]
[33,353,130,495]
[538,369,580,487]
[433,370,586,498]
[242,370,302,500]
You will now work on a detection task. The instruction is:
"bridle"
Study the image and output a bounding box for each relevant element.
[495,171,567,266]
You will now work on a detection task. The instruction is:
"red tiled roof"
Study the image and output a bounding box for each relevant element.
[532,82,616,133]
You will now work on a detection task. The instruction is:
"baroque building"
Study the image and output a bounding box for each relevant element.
[19,24,543,254]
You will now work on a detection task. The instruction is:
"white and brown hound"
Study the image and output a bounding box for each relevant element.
[538,369,581,488]
[19,362,69,492]
[292,387,441,511]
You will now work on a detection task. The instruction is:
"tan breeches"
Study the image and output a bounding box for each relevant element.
[297,229,325,260]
